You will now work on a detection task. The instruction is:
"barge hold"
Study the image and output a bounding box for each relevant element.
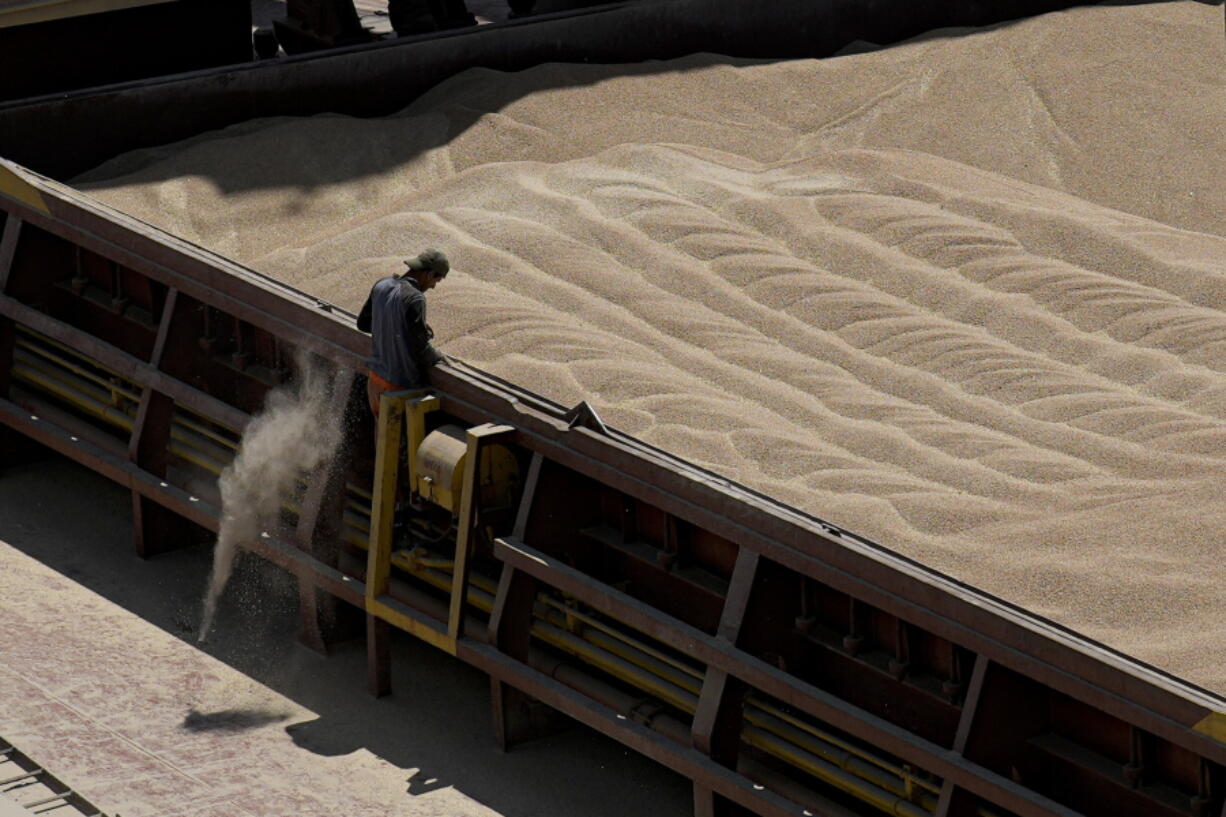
[3,158,1225,817]
[1,2,1225,817]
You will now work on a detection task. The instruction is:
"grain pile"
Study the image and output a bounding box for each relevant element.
[76,1,1226,693]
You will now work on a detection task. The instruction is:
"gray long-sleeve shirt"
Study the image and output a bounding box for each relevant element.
[356,275,442,388]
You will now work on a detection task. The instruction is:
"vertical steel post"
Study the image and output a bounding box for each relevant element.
[295,368,359,654]
[693,547,760,817]
[128,288,187,558]
[405,393,439,493]
[365,390,405,697]
[447,422,514,644]
[936,654,986,817]
[488,452,543,749]
[0,215,20,294]
[0,215,23,470]
[0,215,21,400]
[487,561,541,749]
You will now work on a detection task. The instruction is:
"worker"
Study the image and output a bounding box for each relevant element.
[356,248,450,419]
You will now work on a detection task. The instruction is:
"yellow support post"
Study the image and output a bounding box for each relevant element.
[447,423,515,644]
[365,390,408,697]
[365,391,407,599]
[405,393,440,497]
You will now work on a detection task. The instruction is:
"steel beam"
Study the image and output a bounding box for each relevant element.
[488,451,545,750]
[128,388,182,558]
[459,639,809,817]
[693,549,759,817]
[0,214,20,418]
[493,536,1084,817]
[294,369,360,654]
[364,389,406,696]
[128,287,187,558]
[0,214,20,293]
[0,394,365,609]
[437,370,1226,764]
[0,293,249,432]
[2,186,365,369]
[447,423,515,643]
[488,561,542,750]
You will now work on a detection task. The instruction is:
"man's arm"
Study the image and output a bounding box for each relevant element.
[403,289,445,368]
[356,292,373,333]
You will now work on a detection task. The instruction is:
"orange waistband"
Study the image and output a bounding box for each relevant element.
[367,370,403,391]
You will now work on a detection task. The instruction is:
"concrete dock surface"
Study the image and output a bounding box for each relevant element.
[0,454,688,817]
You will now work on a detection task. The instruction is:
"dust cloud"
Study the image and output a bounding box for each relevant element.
[198,354,346,642]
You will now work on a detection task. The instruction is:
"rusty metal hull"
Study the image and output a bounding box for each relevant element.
[2,152,1225,817]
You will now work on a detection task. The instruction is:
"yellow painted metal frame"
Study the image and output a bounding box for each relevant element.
[364,389,513,656]
[0,162,48,213]
[355,395,991,814]
[447,421,515,642]
[1194,711,1226,745]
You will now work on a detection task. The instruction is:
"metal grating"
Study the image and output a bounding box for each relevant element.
[0,737,106,817]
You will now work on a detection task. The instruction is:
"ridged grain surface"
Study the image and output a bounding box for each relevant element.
[79,1,1226,693]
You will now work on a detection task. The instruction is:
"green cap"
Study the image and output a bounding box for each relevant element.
[404,248,449,276]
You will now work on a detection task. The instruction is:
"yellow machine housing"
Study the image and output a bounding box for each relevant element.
[414,424,518,513]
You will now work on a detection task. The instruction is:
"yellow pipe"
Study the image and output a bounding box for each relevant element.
[174,413,240,451]
[743,724,931,817]
[16,327,383,557]
[18,361,230,478]
[15,340,142,403]
[12,363,135,432]
[0,0,177,32]
[748,701,942,798]
[397,560,497,613]
[532,622,698,715]
[175,403,241,439]
[15,357,329,525]
[582,628,704,697]
[169,427,234,470]
[15,325,128,381]
[533,603,704,697]
[523,619,945,817]
[537,595,705,687]
[168,447,226,479]
[744,707,938,808]
[343,510,370,535]
[14,351,134,409]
